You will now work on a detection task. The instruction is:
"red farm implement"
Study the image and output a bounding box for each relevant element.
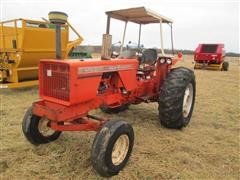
[194,43,228,71]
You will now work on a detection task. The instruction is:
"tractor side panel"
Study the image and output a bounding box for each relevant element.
[71,68,102,104]
[118,70,137,91]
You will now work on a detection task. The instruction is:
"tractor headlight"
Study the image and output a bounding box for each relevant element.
[166,58,172,64]
[159,58,166,64]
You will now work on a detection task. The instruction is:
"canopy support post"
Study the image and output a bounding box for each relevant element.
[159,19,165,56]
[120,21,128,54]
[170,23,174,55]
[137,24,142,49]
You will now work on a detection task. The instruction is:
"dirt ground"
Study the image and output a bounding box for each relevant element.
[0,55,239,179]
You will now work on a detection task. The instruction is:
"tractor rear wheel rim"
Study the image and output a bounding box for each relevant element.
[111,134,129,166]
[38,118,55,137]
[182,83,193,118]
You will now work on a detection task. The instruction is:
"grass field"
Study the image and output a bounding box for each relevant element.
[0,55,239,179]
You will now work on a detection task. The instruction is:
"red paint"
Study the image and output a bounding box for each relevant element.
[34,56,181,131]
[51,117,107,131]
[194,44,225,64]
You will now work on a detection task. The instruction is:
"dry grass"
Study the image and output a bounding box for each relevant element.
[0,55,239,179]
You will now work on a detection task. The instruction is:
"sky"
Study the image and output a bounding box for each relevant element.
[0,0,239,53]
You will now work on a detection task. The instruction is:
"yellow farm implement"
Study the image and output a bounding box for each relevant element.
[194,62,224,71]
[0,18,83,88]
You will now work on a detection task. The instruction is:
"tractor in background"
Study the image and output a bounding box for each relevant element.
[194,43,228,71]
[111,41,144,58]
[22,7,196,177]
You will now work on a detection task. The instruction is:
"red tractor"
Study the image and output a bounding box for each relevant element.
[22,7,196,177]
[194,43,228,70]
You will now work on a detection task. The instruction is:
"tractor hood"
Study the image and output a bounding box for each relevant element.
[38,58,138,106]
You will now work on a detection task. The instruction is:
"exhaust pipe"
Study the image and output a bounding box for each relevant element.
[48,11,68,59]
[55,24,62,59]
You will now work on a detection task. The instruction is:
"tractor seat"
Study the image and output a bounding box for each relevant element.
[139,49,158,64]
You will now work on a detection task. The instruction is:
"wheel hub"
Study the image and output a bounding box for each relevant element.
[38,118,55,137]
[182,83,193,118]
[111,134,129,166]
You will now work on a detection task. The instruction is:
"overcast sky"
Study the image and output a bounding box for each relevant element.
[0,0,239,53]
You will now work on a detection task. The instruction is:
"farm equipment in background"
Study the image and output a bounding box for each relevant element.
[22,7,196,177]
[111,41,121,58]
[111,41,144,58]
[0,17,83,88]
[194,44,228,71]
[69,50,92,59]
[126,41,144,51]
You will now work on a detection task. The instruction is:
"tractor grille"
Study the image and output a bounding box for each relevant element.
[42,63,70,101]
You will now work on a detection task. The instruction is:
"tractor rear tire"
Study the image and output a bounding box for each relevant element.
[222,61,229,71]
[91,119,134,177]
[159,67,196,129]
[22,106,62,145]
[100,104,129,114]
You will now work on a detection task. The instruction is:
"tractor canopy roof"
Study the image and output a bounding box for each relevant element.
[105,7,173,24]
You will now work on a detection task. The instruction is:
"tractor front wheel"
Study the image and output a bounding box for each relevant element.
[91,119,134,177]
[22,107,62,145]
[159,67,196,129]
